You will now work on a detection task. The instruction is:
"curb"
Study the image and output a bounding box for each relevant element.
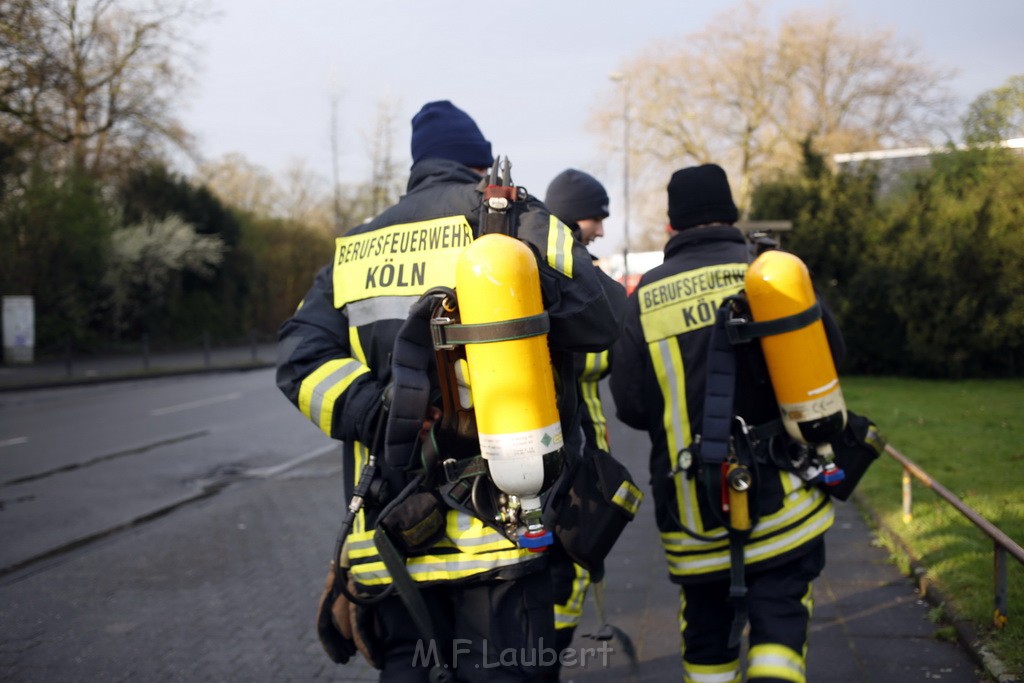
[0,360,274,393]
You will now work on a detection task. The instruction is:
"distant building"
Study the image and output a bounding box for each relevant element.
[595,221,791,294]
[833,137,1024,195]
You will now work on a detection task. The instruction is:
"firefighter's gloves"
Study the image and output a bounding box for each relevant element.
[316,561,357,664]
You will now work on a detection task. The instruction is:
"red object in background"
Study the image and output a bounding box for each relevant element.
[614,273,642,295]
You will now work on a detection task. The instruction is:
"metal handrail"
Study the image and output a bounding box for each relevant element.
[885,443,1024,628]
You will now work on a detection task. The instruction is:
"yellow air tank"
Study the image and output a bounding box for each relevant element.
[455,233,562,546]
[744,250,847,457]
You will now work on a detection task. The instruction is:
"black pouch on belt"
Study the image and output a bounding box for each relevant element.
[553,446,643,582]
[375,491,447,554]
[825,410,886,501]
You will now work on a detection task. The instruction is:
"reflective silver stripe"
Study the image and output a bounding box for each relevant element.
[665,501,833,574]
[406,554,527,579]
[748,644,804,682]
[612,481,643,515]
[683,667,741,683]
[308,361,365,429]
[346,295,419,326]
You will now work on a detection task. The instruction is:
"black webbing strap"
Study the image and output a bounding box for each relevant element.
[725,301,821,345]
[373,526,452,682]
[385,296,437,470]
[700,305,738,466]
[442,455,488,483]
[700,303,752,648]
[727,539,748,649]
[432,312,549,349]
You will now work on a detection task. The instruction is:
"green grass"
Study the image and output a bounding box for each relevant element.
[842,376,1024,677]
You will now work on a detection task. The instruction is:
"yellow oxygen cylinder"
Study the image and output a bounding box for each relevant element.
[744,250,847,483]
[455,232,562,547]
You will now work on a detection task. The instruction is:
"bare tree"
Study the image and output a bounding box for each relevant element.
[592,2,953,242]
[364,96,403,217]
[0,0,204,177]
[197,152,280,216]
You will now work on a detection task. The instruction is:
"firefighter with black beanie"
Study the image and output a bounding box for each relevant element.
[610,163,843,683]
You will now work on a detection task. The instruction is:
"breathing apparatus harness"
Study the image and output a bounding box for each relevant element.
[327,157,567,679]
[692,290,832,648]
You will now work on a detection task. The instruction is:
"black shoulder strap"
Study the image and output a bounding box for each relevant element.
[700,304,738,466]
[385,295,437,470]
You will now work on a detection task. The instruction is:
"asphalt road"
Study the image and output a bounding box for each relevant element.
[0,368,991,682]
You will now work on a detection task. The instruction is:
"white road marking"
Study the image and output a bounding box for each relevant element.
[150,392,242,416]
[0,436,29,448]
[248,443,340,478]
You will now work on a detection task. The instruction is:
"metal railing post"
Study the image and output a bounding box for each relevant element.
[902,468,913,523]
[995,543,1008,628]
[886,443,1024,629]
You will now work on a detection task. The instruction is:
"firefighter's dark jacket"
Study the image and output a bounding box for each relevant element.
[277,158,627,588]
[610,225,841,584]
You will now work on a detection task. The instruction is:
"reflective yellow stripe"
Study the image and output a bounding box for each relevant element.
[352,441,368,534]
[663,495,833,577]
[554,564,591,629]
[580,350,609,381]
[612,481,643,516]
[747,643,805,683]
[580,375,609,450]
[546,216,575,277]
[445,511,518,553]
[683,659,741,683]
[651,337,702,536]
[298,358,370,435]
[347,510,536,586]
[349,327,367,365]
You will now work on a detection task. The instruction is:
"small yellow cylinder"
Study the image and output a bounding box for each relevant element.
[727,464,751,531]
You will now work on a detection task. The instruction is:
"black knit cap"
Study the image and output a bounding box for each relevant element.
[543,169,610,228]
[667,163,739,230]
[410,101,494,168]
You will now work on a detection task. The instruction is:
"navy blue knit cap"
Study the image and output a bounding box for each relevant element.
[410,101,494,168]
[544,169,610,228]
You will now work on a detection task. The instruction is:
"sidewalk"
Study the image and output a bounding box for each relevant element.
[0,343,276,391]
[561,384,1007,683]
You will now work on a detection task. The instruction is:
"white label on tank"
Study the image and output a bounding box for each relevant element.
[780,387,845,422]
[479,422,563,460]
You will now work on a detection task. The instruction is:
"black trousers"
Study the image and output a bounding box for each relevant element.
[679,538,826,683]
[374,569,559,683]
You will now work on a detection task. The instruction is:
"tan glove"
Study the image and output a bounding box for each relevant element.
[316,562,357,664]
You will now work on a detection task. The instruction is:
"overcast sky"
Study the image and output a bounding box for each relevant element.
[180,0,1023,256]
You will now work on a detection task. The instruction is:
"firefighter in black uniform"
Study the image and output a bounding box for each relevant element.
[277,101,626,682]
[542,168,618,654]
[610,164,841,683]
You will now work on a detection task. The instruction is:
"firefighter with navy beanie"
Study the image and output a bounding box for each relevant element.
[277,101,627,681]
[544,168,610,246]
[610,163,844,683]
[542,168,621,659]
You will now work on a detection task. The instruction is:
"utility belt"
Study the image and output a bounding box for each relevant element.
[678,413,883,504]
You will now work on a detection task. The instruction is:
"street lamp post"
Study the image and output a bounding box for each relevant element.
[609,73,631,278]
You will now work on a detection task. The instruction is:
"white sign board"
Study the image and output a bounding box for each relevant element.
[3,295,35,364]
